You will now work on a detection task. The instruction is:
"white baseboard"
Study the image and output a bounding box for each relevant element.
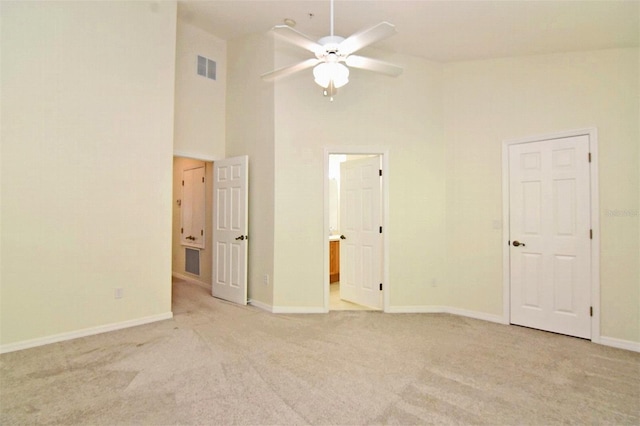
[386,305,507,324]
[248,300,327,314]
[385,306,638,352]
[0,312,173,354]
[386,305,447,314]
[248,299,272,312]
[172,272,210,290]
[598,336,640,353]
[256,303,504,319]
[446,307,508,324]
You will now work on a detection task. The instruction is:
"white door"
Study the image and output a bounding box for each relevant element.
[509,135,591,338]
[340,156,383,309]
[181,166,205,248]
[212,156,248,305]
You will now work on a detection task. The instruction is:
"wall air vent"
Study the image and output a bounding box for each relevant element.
[185,247,200,276]
[197,55,216,81]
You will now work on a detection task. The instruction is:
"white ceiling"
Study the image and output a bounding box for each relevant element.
[178,0,639,63]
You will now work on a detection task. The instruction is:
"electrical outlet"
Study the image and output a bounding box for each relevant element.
[115,288,124,299]
[263,274,269,286]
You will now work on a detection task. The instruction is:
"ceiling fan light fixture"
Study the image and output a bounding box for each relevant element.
[313,62,349,89]
[261,0,402,99]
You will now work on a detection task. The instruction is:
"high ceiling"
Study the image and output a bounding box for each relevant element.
[178,0,639,63]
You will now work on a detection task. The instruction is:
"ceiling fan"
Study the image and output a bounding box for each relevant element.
[261,0,403,99]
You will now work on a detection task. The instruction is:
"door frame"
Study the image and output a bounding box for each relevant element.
[501,128,600,342]
[323,147,390,313]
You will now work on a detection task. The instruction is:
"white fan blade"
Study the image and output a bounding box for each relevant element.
[272,25,322,53]
[345,55,403,77]
[261,58,320,81]
[339,22,397,56]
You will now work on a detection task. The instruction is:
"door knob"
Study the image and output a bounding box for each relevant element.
[340,235,346,240]
[235,235,245,241]
[512,240,525,247]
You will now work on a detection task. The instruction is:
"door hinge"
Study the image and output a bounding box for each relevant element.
[590,306,593,317]
[590,229,593,239]
[588,152,591,163]
[202,177,205,183]
[180,227,183,234]
[201,229,204,236]
[181,180,184,186]
[379,226,383,233]
[379,283,383,291]
[379,169,382,177]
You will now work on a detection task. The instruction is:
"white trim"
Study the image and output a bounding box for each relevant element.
[386,305,506,324]
[248,299,273,312]
[323,147,390,313]
[0,312,173,354]
[271,306,326,314]
[386,305,449,314]
[588,130,601,342]
[502,128,600,341]
[446,307,509,324]
[501,141,511,325]
[172,271,209,290]
[173,150,220,162]
[598,336,640,353]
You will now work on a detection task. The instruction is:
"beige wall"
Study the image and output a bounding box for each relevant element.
[229,35,638,344]
[2,2,636,349]
[271,47,447,309]
[226,33,276,307]
[173,15,226,160]
[172,158,213,285]
[0,1,177,347]
[443,48,639,342]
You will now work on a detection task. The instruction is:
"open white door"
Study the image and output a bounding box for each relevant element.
[509,136,591,338]
[212,156,248,305]
[340,156,383,309]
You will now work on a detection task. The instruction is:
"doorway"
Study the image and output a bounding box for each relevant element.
[324,148,390,312]
[172,156,213,288]
[502,129,600,340]
[171,155,249,307]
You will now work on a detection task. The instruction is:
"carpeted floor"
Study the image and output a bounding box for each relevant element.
[1,278,639,425]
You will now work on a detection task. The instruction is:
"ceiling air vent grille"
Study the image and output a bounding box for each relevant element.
[197,55,216,81]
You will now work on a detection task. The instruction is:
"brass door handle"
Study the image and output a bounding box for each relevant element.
[512,240,525,247]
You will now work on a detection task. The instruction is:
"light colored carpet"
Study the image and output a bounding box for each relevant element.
[1,278,639,425]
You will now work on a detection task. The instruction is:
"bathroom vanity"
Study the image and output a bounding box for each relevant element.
[329,237,340,283]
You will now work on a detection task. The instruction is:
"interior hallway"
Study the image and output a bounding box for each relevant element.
[1,278,638,425]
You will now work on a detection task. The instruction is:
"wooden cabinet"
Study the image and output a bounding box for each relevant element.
[329,240,340,283]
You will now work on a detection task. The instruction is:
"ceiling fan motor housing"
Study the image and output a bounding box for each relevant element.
[316,35,346,60]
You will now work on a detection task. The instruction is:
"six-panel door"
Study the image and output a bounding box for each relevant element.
[509,136,591,338]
